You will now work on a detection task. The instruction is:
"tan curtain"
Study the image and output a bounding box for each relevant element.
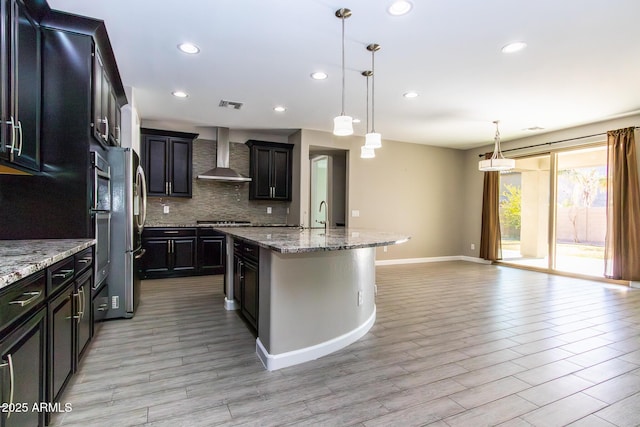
[480,153,502,261]
[604,127,640,280]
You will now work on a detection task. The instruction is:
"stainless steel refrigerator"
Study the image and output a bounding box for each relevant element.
[106,147,147,318]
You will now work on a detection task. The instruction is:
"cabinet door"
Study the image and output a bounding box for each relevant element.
[76,271,92,360]
[0,307,46,427]
[241,258,259,331]
[92,49,107,145]
[250,145,273,199]
[1,0,40,171]
[172,238,196,272]
[143,135,169,196]
[141,238,171,275]
[49,287,74,402]
[233,253,242,305]
[271,147,291,200]
[169,138,192,197]
[198,236,224,274]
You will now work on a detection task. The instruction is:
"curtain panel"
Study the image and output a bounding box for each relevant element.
[605,127,640,281]
[479,154,502,261]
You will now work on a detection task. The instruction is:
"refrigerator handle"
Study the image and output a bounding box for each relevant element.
[136,165,148,232]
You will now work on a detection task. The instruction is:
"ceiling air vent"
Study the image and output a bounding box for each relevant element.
[219,100,244,110]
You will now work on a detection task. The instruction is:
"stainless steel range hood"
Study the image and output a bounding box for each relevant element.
[197,127,252,182]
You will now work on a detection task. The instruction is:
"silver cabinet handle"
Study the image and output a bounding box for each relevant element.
[15,120,23,156]
[0,354,15,419]
[164,231,179,234]
[171,240,175,253]
[169,182,172,194]
[78,288,85,321]
[9,290,41,307]
[165,182,169,194]
[102,116,109,141]
[52,269,74,279]
[78,258,91,264]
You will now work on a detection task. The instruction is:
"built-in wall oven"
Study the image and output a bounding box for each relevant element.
[91,151,111,289]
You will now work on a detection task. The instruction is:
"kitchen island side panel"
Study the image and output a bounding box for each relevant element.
[261,247,376,356]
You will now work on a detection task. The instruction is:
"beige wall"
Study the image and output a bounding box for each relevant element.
[460,113,640,258]
[293,129,465,261]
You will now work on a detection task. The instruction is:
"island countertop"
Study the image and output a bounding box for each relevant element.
[215,226,410,254]
[0,239,95,290]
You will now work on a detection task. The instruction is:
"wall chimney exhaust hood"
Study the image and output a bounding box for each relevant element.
[197,127,252,182]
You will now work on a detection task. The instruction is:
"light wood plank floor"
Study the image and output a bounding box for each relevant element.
[51,262,640,426]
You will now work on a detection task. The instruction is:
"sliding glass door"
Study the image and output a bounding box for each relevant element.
[499,144,607,278]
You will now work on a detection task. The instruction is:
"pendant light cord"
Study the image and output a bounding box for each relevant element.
[371,49,375,133]
[340,15,346,116]
[365,74,370,132]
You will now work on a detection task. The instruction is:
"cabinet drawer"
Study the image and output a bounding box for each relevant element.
[93,283,109,325]
[48,257,75,295]
[242,243,260,262]
[75,247,93,275]
[143,228,196,238]
[0,271,45,333]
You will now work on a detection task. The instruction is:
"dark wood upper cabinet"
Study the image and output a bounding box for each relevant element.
[246,140,294,201]
[0,0,41,172]
[141,128,197,198]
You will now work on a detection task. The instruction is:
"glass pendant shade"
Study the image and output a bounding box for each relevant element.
[478,120,515,172]
[333,115,353,136]
[365,132,381,149]
[360,145,375,158]
[478,157,515,171]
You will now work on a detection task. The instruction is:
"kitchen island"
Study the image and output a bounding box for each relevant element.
[216,226,410,370]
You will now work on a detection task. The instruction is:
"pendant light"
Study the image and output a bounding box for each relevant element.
[478,120,515,171]
[333,8,353,136]
[360,70,375,159]
[364,43,381,149]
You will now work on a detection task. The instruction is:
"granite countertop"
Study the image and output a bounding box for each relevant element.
[215,227,410,254]
[144,222,299,228]
[0,239,95,290]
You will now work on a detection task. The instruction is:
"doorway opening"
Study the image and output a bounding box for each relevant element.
[309,149,347,229]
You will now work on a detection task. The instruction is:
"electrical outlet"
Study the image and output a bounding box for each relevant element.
[470,243,475,250]
[383,246,388,252]
[267,207,272,214]
[352,210,360,217]
[163,205,170,214]
[357,290,363,306]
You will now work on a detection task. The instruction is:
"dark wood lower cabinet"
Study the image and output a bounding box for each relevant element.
[141,228,225,279]
[48,284,74,403]
[0,307,46,427]
[233,241,259,333]
[76,270,93,359]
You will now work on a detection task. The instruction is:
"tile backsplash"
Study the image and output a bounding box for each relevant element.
[145,138,293,226]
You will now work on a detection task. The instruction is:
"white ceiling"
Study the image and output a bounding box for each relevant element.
[47,0,640,149]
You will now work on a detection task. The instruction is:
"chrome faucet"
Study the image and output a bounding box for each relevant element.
[318,200,328,230]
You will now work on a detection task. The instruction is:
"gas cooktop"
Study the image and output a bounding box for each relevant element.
[196,220,251,226]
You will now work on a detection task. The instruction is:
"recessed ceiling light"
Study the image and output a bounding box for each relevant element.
[273,106,286,112]
[310,71,328,80]
[388,0,413,16]
[352,118,361,124]
[524,126,545,131]
[403,91,418,98]
[177,43,200,54]
[501,41,527,54]
[172,91,188,98]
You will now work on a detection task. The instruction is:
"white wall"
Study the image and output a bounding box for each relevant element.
[292,129,465,261]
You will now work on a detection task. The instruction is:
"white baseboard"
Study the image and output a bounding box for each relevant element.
[375,256,491,266]
[256,306,376,371]
[631,281,640,289]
